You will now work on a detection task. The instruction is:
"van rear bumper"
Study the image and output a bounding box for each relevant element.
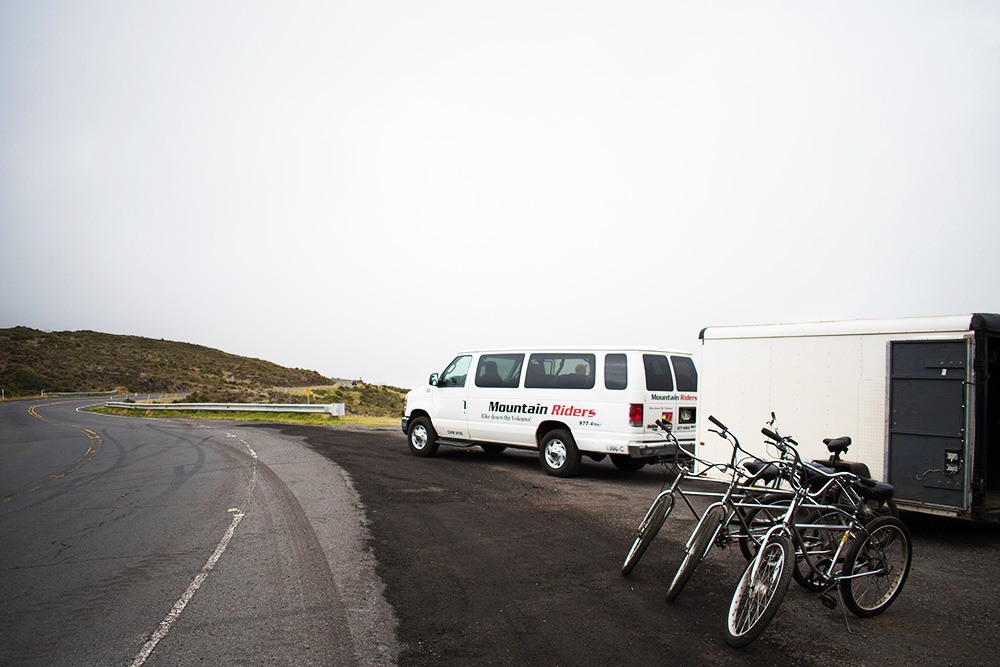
[628,440,694,459]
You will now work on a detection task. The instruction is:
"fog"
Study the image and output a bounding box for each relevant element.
[2,1,998,387]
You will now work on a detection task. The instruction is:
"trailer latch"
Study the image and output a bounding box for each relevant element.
[944,450,961,475]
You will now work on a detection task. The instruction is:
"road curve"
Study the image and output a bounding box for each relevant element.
[0,398,397,666]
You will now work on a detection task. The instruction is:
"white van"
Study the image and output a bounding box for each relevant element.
[401,347,698,476]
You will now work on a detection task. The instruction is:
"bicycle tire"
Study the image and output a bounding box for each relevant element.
[738,493,790,561]
[841,515,912,617]
[725,533,794,648]
[621,493,675,576]
[665,504,725,602]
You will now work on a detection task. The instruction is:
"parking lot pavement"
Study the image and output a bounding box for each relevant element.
[272,424,1000,666]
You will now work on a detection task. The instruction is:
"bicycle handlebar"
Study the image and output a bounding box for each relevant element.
[709,415,727,431]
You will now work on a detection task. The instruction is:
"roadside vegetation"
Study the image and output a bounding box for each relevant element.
[285,384,407,417]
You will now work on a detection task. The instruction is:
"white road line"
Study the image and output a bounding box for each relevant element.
[129,432,258,667]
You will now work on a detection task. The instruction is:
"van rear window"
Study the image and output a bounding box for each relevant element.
[671,355,698,391]
[525,353,596,389]
[643,354,674,392]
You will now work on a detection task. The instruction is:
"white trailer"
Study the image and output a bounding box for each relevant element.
[696,314,1000,520]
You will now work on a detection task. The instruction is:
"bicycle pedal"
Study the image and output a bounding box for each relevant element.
[818,593,837,610]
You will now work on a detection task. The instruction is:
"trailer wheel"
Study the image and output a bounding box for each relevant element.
[407,417,439,457]
[539,430,581,477]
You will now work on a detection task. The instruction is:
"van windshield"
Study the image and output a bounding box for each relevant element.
[440,355,472,387]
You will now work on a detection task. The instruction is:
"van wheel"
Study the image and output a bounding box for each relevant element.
[481,444,507,455]
[407,417,439,457]
[611,454,646,472]
[539,430,581,477]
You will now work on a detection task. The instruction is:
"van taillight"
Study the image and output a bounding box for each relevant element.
[629,404,643,427]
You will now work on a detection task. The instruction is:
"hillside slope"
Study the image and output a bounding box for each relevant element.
[0,326,340,398]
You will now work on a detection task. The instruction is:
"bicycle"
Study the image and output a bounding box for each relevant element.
[663,415,788,602]
[724,423,912,648]
[736,415,900,591]
[620,420,692,576]
[621,417,783,580]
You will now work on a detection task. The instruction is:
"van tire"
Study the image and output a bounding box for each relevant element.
[539,430,581,477]
[481,444,507,455]
[407,417,439,457]
[611,454,646,472]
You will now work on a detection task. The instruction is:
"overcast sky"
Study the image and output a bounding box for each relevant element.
[2,1,998,388]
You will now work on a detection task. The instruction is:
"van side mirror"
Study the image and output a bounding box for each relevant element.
[429,373,440,386]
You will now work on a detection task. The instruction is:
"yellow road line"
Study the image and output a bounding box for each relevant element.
[2,401,104,504]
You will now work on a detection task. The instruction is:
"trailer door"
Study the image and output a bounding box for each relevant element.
[888,340,969,510]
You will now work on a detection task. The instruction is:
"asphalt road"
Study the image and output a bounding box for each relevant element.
[0,398,396,666]
[4,404,999,666]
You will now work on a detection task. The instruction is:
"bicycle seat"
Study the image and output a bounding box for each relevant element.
[743,459,780,483]
[814,459,872,479]
[800,462,840,490]
[823,436,852,457]
[803,462,837,479]
[854,477,895,502]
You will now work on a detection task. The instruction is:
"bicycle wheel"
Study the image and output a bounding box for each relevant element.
[622,492,675,576]
[738,494,790,561]
[725,534,794,648]
[841,515,912,617]
[665,504,725,602]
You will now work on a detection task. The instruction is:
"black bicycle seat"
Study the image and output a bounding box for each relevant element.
[855,477,895,502]
[743,459,780,483]
[803,462,837,479]
[823,436,852,457]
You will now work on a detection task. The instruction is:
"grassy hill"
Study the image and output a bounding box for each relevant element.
[0,326,338,398]
[1,326,408,423]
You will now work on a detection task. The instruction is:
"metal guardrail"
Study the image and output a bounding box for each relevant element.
[105,401,346,416]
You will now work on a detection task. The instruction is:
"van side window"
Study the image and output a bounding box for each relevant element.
[440,355,472,387]
[475,354,525,388]
[605,353,628,390]
[643,354,674,391]
[525,353,596,389]
[671,355,698,391]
